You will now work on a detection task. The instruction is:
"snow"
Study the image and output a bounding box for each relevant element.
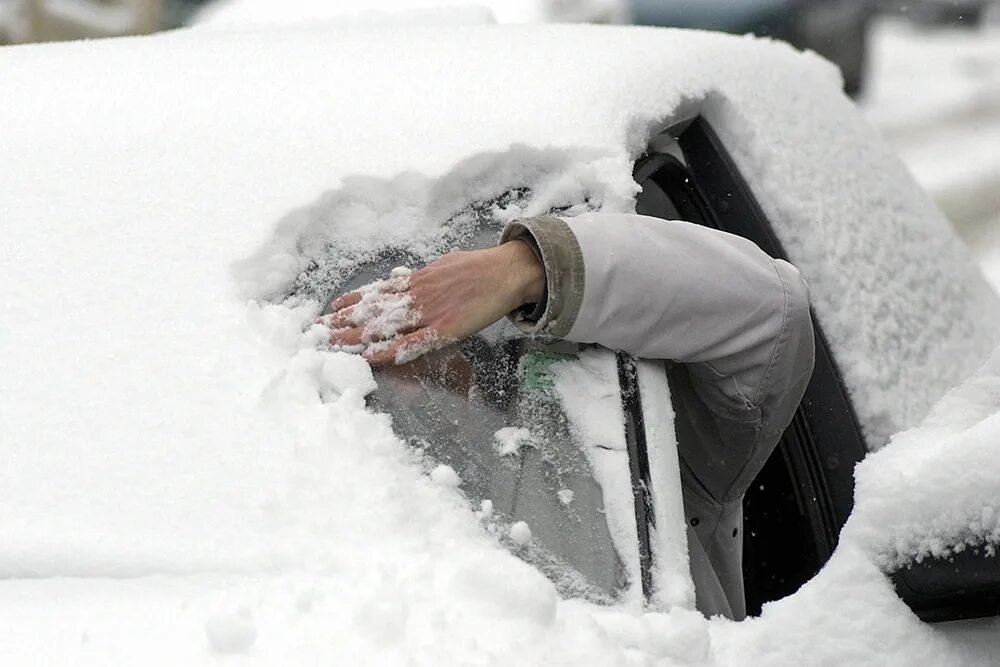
[551,349,643,604]
[509,520,533,545]
[846,349,1000,568]
[204,609,258,654]
[193,0,511,28]
[191,0,626,28]
[863,19,1000,141]
[636,358,694,611]
[430,463,462,488]
[862,19,1000,232]
[969,214,1000,291]
[494,425,533,456]
[1,19,1000,666]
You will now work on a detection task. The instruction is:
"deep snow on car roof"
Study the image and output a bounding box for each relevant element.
[1,22,999,665]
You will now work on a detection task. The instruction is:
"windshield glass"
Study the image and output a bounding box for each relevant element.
[325,226,630,603]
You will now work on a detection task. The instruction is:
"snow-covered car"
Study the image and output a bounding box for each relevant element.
[2,19,999,665]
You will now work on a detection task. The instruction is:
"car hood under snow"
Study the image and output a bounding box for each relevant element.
[1,22,999,666]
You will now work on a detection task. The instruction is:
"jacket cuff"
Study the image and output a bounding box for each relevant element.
[499,216,585,338]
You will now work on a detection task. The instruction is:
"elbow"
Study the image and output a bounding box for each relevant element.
[782,262,812,337]
[776,259,816,393]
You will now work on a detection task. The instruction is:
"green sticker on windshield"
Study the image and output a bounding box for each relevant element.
[520,350,576,397]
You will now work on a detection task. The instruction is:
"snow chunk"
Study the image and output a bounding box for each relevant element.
[265,348,376,405]
[557,489,574,506]
[493,426,532,456]
[204,610,257,654]
[478,499,494,520]
[429,464,461,488]
[389,266,413,278]
[509,521,532,545]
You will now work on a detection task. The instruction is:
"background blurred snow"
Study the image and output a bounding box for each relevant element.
[862,17,1000,291]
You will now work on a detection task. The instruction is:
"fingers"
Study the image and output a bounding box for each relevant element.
[320,283,420,342]
[319,267,452,365]
[329,326,364,348]
[363,328,448,366]
[326,272,411,315]
[324,305,356,330]
[328,291,362,313]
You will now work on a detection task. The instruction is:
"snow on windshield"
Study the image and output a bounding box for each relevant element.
[2,21,999,666]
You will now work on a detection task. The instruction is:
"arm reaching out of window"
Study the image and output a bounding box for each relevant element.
[326,211,816,621]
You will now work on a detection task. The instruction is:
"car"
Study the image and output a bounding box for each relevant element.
[883,0,997,26]
[1,18,999,664]
[628,0,874,95]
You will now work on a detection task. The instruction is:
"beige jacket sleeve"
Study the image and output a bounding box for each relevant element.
[501,212,816,621]
[500,212,815,497]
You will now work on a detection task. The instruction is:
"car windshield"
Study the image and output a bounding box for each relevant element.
[327,231,630,604]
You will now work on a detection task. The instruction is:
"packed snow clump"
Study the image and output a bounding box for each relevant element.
[430,464,461,488]
[493,426,533,456]
[509,521,533,545]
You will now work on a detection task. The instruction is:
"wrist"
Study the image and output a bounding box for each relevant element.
[500,240,545,308]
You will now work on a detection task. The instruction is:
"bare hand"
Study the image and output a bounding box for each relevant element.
[321,241,544,366]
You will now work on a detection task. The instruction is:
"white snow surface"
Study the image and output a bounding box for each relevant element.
[2,21,1000,665]
[551,349,644,605]
[862,19,1000,231]
[193,0,515,27]
[192,0,625,28]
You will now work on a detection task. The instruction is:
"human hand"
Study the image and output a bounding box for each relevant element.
[321,240,544,366]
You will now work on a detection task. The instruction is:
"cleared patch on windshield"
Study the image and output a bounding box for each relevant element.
[324,231,629,603]
[367,325,629,603]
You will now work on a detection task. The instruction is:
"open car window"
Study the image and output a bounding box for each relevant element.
[634,115,1000,621]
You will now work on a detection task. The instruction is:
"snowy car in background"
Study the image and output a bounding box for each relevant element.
[883,0,999,26]
[628,0,874,95]
[2,17,1000,666]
